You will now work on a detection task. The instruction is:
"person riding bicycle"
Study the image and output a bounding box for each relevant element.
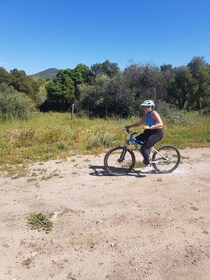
[125,100,163,173]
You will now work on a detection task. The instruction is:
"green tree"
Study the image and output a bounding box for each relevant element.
[0,67,10,83]
[123,63,165,100]
[45,64,94,111]
[106,73,136,117]
[79,75,111,117]
[9,69,38,100]
[160,64,175,101]
[187,56,210,111]
[168,66,198,109]
[74,64,93,84]
[79,73,135,118]
[46,70,75,109]
[91,60,120,78]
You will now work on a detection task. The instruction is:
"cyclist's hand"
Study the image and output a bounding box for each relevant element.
[143,125,150,130]
[125,126,130,133]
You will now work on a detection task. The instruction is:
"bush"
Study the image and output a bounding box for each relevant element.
[157,101,191,125]
[0,83,36,121]
[86,133,113,150]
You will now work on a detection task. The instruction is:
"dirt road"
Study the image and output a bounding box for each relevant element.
[0,148,210,280]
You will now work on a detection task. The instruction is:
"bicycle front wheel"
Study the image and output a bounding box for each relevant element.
[104,146,135,176]
[151,145,181,173]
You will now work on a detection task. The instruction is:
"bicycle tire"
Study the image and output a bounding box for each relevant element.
[104,146,136,176]
[151,145,181,173]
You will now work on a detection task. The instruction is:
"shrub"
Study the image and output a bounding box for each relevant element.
[27,212,53,233]
[0,83,36,121]
[157,101,191,125]
[86,133,113,150]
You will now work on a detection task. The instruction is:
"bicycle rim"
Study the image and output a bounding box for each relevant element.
[104,146,135,175]
[152,145,180,173]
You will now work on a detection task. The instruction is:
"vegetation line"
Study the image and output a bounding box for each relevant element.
[0,113,209,168]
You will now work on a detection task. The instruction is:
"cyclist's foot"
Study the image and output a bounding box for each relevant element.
[140,165,153,173]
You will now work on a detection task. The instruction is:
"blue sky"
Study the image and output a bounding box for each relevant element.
[0,0,209,75]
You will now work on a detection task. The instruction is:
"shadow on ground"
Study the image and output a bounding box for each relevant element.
[89,165,147,178]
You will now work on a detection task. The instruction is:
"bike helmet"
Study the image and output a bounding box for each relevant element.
[140,100,155,107]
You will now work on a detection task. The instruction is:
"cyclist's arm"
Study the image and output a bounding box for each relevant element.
[126,116,146,129]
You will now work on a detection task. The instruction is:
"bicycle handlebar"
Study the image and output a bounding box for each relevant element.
[124,126,130,133]
[124,127,138,136]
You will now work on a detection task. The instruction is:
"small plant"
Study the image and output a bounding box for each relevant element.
[27,212,53,233]
[22,257,33,269]
[57,141,66,150]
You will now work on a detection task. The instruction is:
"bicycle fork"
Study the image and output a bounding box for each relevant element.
[118,146,128,163]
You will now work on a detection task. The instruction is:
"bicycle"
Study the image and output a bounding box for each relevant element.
[104,128,181,176]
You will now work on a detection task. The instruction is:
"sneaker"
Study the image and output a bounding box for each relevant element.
[140,165,153,173]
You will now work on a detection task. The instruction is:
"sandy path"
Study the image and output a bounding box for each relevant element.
[0,148,210,280]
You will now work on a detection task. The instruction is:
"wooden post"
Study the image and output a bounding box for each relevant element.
[71,104,75,119]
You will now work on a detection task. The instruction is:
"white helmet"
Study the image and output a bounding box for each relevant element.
[140,100,155,107]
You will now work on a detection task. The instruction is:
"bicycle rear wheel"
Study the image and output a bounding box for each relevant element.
[104,146,135,175]
[151,145,181,173]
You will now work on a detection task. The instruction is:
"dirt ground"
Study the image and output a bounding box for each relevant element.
[0,147,210,280]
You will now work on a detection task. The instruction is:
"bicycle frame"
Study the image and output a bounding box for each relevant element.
[126,132,169,164]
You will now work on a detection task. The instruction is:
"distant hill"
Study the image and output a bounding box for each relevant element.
[31,68,59,79]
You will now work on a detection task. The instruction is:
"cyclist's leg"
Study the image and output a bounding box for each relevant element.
[135,131,147,142]
[141,130,163,165]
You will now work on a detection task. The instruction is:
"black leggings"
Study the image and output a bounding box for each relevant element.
[136,129,163,165]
